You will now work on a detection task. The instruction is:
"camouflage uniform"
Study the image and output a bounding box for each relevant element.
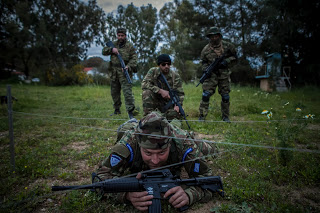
[141,67,185,121]
[102,39,137,113]
[96,111,217,207]
[199,27,237,120]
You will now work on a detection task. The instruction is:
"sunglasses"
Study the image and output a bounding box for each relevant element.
[160,62,171,67]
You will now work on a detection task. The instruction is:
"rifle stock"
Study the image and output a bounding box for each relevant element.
[52,169,224,212]
[106,41,132,84]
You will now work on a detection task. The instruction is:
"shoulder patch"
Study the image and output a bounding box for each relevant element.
[112,143,131,158]
[193,162,200,173]
[110,154,122,167]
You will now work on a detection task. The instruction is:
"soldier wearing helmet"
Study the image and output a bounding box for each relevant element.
[198,27,237,122]
[95,111,218,211]
[102,28,138,119]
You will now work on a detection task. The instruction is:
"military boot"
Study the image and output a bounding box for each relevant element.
[221,101,230,123]
[198,114,205,121]
[128,110,134,119]
[110,109,121,116]
[222,116,230,123]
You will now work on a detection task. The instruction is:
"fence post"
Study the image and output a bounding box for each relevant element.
[7,85,16,172]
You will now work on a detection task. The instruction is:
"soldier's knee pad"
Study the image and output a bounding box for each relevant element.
[202,91,212,102]
[221,94,230,103]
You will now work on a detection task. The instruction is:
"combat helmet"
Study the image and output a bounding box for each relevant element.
[206,27,222,37]
[136,111,172,149]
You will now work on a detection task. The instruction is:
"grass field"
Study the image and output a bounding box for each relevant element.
[0,83,319,213]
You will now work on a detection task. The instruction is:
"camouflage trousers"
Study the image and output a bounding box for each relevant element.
[110,68,135,112]
[199,72,231,118]
[142,89,181,121]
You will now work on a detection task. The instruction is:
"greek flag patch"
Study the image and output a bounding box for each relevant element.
[194,163,200,173]
[110,154,122,167]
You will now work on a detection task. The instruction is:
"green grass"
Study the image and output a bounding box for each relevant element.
[0,83,319,212]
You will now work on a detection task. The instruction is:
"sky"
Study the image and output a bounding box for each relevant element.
[87,0,173,58]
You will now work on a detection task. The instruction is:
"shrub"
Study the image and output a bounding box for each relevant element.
[45,64,93,86]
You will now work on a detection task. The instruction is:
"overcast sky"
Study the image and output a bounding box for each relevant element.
[87,0,173,58]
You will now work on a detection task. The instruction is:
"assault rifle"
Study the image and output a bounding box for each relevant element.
[196,50,231,87]
[159,73,191,129]
[106,41,132,84]
[52,169,224,213]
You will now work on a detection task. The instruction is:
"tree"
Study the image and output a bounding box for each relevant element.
[82,57,104,68]
[159,0,208,82]
[0,0,106,79]
[262,0,320,85]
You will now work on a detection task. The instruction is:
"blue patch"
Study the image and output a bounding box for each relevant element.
[194,163,200,173]
[182,148,193,162]
[110,154,122,167]
[126,143,134,163]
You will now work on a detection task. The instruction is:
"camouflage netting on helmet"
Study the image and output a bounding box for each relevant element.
[136,111,172,149]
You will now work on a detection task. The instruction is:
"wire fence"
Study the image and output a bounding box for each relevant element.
[12,110,320,154]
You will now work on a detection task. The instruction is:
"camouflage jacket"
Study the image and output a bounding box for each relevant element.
[96,122,217,206]
[141,67,185,103]
[201,40,237,78]
[102,40,137,76]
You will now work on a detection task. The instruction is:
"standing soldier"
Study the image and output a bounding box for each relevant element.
[141,54,185,122]
[198,27,237,122]
[102,28,138,119]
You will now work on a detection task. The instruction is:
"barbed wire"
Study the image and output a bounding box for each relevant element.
[11,110,320,154]
[61,122,320,154]
[12,110,317,123]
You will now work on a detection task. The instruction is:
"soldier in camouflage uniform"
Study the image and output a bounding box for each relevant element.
[141,54,185,122]
[198,27,237,122]
[102,28,137,119]
[95,111,218,211]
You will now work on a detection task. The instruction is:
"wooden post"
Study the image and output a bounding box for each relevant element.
[7,85,16,172]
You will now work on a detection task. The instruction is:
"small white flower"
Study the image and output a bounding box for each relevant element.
[296,108,302,112]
